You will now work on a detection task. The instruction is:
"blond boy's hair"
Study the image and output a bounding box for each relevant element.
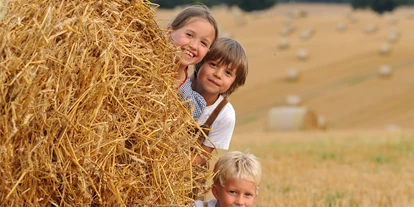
[213,151,262,194]
[169,3,218,47]
[194,37,248,96]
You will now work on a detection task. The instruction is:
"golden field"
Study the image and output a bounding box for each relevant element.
[155,3,414,206]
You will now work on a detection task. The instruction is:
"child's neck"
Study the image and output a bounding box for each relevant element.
[174,64,188,88]
[203,93,220,106]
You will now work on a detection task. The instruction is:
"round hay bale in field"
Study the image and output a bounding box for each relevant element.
[300,27,314,40]
[388,16,398,25]
[280,25,295,36]
[0,0,208,206]
[317,115,328,130]
[267,106,319,131]
[387,30,399,43]
[297,48,309,61]
[283,16,293,26]
[379,43,391,55]
[348,15,358,23]
[278,38,289,49]
[285,95,302,106]
[231,6,245,26]
[336,22,347,32]
[378,64,392,78]
[285,68,300,82]
[364,24,378,34]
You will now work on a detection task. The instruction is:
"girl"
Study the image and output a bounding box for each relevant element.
[168,4,219,118]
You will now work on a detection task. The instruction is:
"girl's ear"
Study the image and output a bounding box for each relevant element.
[167,25,172,36]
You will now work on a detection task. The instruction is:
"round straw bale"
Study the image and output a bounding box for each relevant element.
[364,24,378,34]
[348,15,358,23]
[285,68,299,81]
[387,30,399,43]
[379,43,391,55]
[0,0,208,206]
[267,106,319,131]
[231,6,245,26]
[388,16,398,25]
[283,16,293,26]
[300,30,311,40]
[378,64,392,78]
[280,25,295,36]
[285,95,302,106]
[297,48,309,61]
[278,38,289,49]
[336,22,346,32]
[385,124,400,132]
[317,115,328,130]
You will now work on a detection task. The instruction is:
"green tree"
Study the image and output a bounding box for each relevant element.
[351,0,399,14]
[153,0,217,8]
[350,0,370,9]
[370,0,398,14]
[220,0,277,12]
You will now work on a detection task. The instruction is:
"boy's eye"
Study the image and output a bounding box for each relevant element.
[229,190,237,195]
[226,70,233,76]
[210,62,217,67]
[245,193,253,197]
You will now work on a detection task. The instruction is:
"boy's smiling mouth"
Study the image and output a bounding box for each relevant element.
[208,78,220,86]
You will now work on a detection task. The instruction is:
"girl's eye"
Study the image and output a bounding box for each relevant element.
[186,33,192,37]
[201,41,208,47]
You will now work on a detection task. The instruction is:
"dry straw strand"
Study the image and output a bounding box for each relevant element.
[0,0,211,206]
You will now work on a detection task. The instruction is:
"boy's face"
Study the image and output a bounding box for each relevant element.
[195,60,236,101]
[169,17,215,68]
[212,177,257,207]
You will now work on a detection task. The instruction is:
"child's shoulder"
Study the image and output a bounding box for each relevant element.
[193,199,217,207]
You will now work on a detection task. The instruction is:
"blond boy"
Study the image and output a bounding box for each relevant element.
[194,151,262,207]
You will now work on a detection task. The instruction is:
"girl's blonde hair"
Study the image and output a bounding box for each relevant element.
[213,151,262,194]
[194,37,248,96]
[169,3,218,47]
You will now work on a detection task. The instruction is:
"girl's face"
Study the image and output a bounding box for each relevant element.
[195,60,236,104]
[212,177,257,207]
[169,17,215,68]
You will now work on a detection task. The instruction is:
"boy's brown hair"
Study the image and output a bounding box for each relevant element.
[194,37,248,96]
[169,3,219,47]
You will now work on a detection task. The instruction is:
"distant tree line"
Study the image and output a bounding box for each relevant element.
[152,0,278,11]
[152,0,413,14]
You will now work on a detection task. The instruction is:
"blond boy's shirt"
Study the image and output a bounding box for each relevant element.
[193,199,217,207]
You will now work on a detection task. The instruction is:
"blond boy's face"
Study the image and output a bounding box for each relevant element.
[212,177,257,207]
